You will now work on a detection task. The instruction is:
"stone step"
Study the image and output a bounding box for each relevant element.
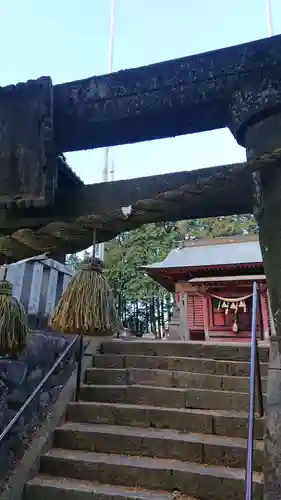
[39,448,263,500]
[100,340,269,362]
[54,422,264,471]
[86,368,128,386]
[66,401,265,439]
[25,475,196,500]
[79,384,187,408]
[93,354,268,377]
[79,384,265,412]
[85,367,267,393]
[185,387,266,412]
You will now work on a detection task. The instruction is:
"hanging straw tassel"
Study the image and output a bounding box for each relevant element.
[49,239,123,336]
[0,267,29,357]
[49,258,122,335]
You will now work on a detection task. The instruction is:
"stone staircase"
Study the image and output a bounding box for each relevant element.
[24,341,268,500]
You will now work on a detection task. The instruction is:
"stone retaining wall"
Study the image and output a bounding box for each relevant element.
[0,330,76,482]
[264,336,281,500]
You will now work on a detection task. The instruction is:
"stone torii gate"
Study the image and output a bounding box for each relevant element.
[1,33,281,494]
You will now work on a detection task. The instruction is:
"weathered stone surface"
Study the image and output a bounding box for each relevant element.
[25,476,195,500]
[229,89,281,500]
[39,449,263,500]
[100,340,269,362]
[66,400,265,440]
[93,354,125,369]
[25,340,266,500]
[264,337,281,500]
[268,337,281,369]
[0,330,76,483]
[85,368,128,386]
[85,366,267,393]
[185,388,255,412]
[230,78,281,145]
[0,78,56,208]
[53,421,264,471]
[93,353,269,376]
[54,34,281,152]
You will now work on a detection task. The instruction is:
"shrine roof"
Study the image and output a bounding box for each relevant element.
[144,236,262,271]
[188,274,266,283]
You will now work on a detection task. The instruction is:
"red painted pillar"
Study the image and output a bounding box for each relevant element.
[199,287,209,341]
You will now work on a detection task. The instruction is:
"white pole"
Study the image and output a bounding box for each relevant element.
[98,0,116,261]
[108,0,116,75]
[110,159,115,182]
[102,0,116,184]
[266,0,273,37]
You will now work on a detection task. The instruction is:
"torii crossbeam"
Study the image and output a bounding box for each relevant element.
[1,34,281,259]
[0,30,281,494]
[1,33,281,335]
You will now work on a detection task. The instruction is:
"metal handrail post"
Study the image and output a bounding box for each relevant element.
[255,343,264,418]
[75,334,83,401]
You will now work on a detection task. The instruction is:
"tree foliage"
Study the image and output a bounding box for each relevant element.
[67,214,258,336]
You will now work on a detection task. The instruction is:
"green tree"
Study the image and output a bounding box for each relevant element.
[68,214,258,336]
[178,214,258,239]
[66,253,80,269]
[103,223,181,335]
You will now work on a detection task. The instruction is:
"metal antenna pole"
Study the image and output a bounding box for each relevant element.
[266,0,273,37]
[102,0,116,184]
[98,0,116,261]
[110,159,115,182]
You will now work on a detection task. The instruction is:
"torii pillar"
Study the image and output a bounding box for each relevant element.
[230,85,281,499]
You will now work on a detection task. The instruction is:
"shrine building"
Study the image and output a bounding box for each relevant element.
[144,235,272,343]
